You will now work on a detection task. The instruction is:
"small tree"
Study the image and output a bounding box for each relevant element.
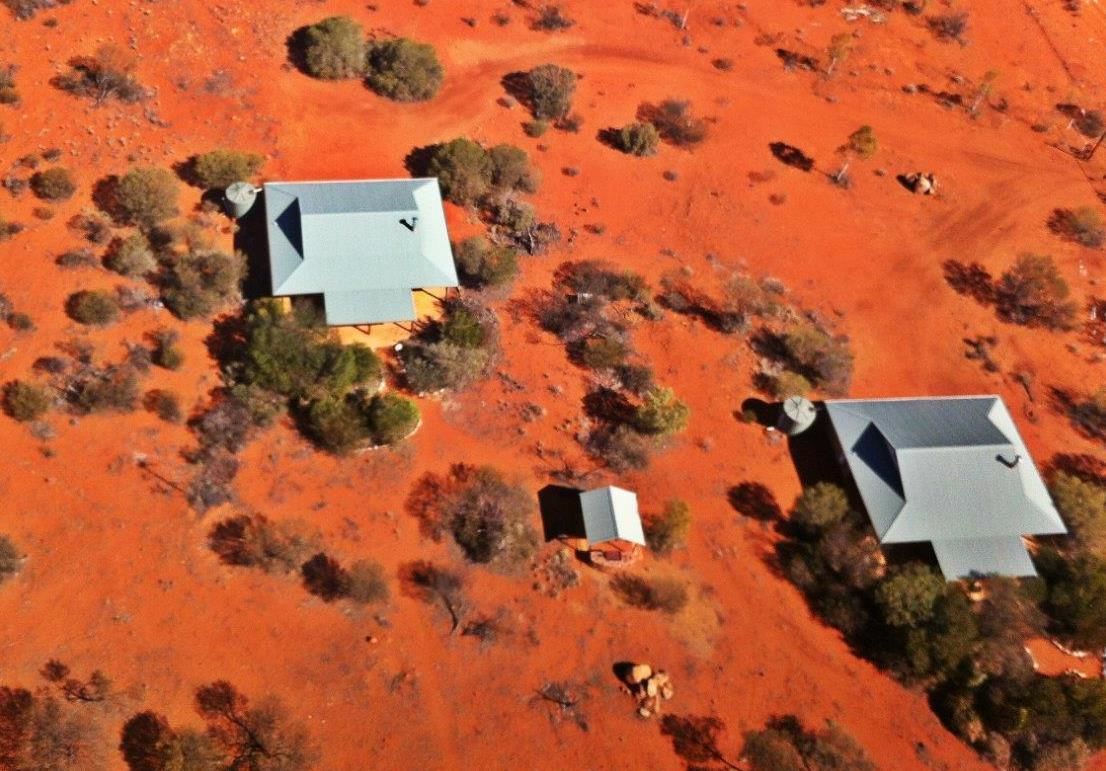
[525,64,576,121]
[1051,471,1106,555]
[833,125,878,185]
[614,121,661,156]
[3,380,51,421]
[66,290,120,326]
[0,534,22,583]
[194,681,318,769]
[826,33,853,76]
[1049,206,1105,249]
[424,138,494,206]
[208,514,319,574]
[454,236,519,288]
[633,386,690,436]
[104,233,156,277]
[645,100,708,147]
[365,392,420,445]
[299,16,366,79]
[161,249,244,320]
[994,253,1077,330]
[29,167,76,201]
[874,563,946,628]
[488,143,540,194]
[791,482,849,536]
[365,38,443,101]
[186,149,264,189]
[644,499,692,555]
[301,552,352,601]
[55,44,147,104]
[113,166,180,228]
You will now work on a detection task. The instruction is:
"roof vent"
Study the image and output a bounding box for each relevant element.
[996,453,1021,469]
[400,216,418,232]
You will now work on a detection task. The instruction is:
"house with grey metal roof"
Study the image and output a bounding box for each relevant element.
[824,395,1066,580]
[262,178,458,326]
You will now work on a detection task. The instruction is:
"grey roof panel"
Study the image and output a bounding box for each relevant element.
[932,537,1038,579]
[825,396,1066,577]
[323,289,416,325]
[263,178,458,323]
[579,486,646,545]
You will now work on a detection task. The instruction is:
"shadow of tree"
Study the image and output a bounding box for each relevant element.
[728,481,782,521]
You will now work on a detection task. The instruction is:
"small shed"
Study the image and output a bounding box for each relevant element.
[579,486,646,564]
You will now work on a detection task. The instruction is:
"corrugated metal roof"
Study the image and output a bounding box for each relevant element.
[262,178,458,324]
[323,289,416,325]
[932,537,1038,579]
[579,486,646,546]
[825,396,1066,578]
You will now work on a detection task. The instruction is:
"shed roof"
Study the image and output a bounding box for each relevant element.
[262,178,458,325]
[825,396,1066,579]
[578,486,646,546]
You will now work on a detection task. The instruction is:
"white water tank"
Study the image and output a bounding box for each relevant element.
[778,396,817,436]
[224,181,259,218]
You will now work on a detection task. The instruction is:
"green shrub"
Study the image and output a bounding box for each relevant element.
[1052,472,1106,555]
[441,304,488,348]
[777,322,854,397]
[305,395,367,454]
[488,144,540,194]
[994,253,1077,331]
[29,167,76,201]
[66,289,119,326]
[1038,548,1106,649]
[365,38,443,101]
[523,120,549,137]
[104,232,155,276]
[454,236,519,288]
[151,329,184,370]
[771,370,812,400]
[161,250,244,320]
[743,717,875,771]
[611,573,689,613]
[187,149,264,189]
[874,563,946,628]
[113,166,180,228]
[400,341,492,393]
[0,535,21,583]
[300,16,366,79]
[418,138,538,207]
[791,482,849,535]
[525,64,576,121]
[3,380,51,421]
[614,121,660,156]
[645,499,692,555]
[576,336,629,370]
[633,386,690,436]
[366,392,420,445]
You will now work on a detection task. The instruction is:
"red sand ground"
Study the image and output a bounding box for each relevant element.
[2,1,1106,768]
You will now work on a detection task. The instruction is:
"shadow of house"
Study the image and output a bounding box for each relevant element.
[538,484,585,542]
[786,404,851,490]
[233,193,272,301]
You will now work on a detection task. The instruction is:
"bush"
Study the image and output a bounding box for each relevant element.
[7,312,32,331]
[408,464,539,570]
[365,38,443,101]
[614,121,661,156]
[416,137,538,207]
[587,423,652,471]
[772,370,812,400]
[0,64,16,104]
[1049,207,1105,249]
[575,336,630,370]
[193,681,318,768]
[555,260,649,301]
[644,100,708,147]
[235,301,382,400]
[300,16,366,79]
[532,4,574,30]
[69,365,140,414]
[994,253,1077,331]
[644,499,692,555]
[399,302,497,392]
[150,329,184,370]
[3,380,51,421]
[1039,548,1106,649]
[791,482,849,535]
[162,249,244,319]
[454,236,519,288]
[523,120,549,137]
[66,289,120,325]
[1052,471,1106,555]
[744,717,875,771]
[301,552,352,601]
[186,149,264,189]
[112,166,180,228]
[208,514,318,574]
[54,44,147,104]
[366,392,419,445]
[776,322,854,396]
[29,167,75,201]
[524,64,576,121]
[347,559,389,604]
[103,233,155,276]
[633,386,690,436]
[146,390,183,423]
[874,563,946,628]
[0,535,20,583]
[928,12,968,42]
[611,573,689,613]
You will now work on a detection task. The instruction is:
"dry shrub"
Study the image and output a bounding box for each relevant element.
[208,514,318,573]
[54,44,147,104]
[3,380,51,421]
[640,100,708,147]
[1049,207,1105,249]
[610,573,689,613]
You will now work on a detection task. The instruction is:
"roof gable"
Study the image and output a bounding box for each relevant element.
[579,486,645,545]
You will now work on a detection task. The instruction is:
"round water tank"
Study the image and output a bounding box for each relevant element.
[224,181,258,218]
[777,396,817,436]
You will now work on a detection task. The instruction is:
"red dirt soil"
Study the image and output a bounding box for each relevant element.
[2,1,1106,769]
